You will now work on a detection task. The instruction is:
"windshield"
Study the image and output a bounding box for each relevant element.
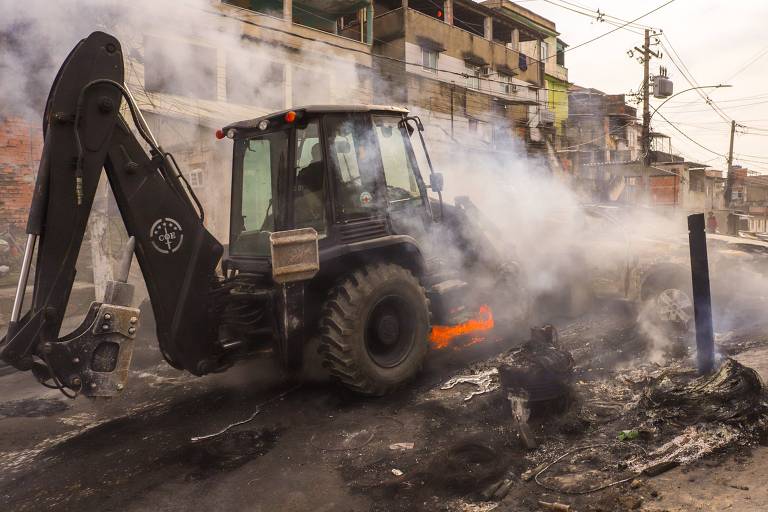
[230,130,289,257]
[373,115,422,204]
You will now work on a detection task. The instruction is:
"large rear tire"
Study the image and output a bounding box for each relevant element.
[319,262,430,396]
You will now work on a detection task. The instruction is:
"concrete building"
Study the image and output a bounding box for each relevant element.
[727,168,768,235]
[1,0,573,249]
[560,86,641,199]
[372,0,562,161]
[482,1,569,146]
[119,0,378,241]
[0,0,379,297]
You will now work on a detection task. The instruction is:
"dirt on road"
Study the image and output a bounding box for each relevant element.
[1,300,768,512]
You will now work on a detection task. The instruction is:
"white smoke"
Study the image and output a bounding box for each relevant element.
[3,0,768,367]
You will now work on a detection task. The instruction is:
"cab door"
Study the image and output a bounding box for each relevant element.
[371,115,432,235]
[323,113,389,230]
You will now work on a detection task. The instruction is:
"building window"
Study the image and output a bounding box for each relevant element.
[468,119,479,133]
[227,55,284,110]
[187,168,204,188]
[540,41,549,62]
[465,63,481,89]
[421,48,438,73]
[223,0,283,16]
[499,73,515,95]
[293,66,331,105]
[556,42,566,66]
[143,36,217,100]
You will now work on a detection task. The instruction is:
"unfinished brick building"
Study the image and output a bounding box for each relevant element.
[0,117,42,234]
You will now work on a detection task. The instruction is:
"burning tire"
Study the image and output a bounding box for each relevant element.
[319,262,429,396]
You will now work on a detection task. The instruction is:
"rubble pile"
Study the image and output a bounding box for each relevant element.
[383,336,768,511]
[642,357,764,425]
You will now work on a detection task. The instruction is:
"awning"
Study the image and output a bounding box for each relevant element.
[462,52,488,67]
[496,64,518,76]
[416,36,446,52]
[494,97,539,106]
[299,0,370,15]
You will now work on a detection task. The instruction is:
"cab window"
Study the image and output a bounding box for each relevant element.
[373,115,422,204]
[325,114,383,218]
[230,129,288,256]
[294,119,326,233]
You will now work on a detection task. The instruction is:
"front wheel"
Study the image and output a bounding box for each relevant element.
[319,263,430,396]
[641,273,694,333]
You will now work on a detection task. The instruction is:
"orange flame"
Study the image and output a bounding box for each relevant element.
[430,305,494,350]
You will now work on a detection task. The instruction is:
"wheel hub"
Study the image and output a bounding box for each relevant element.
[365,296,415,368]
[376,314,400,345]
[656,288,693,326]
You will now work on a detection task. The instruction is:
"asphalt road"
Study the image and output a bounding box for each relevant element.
[0,319,529,512]
[1,300,768,512]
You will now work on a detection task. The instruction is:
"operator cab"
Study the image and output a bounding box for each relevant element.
[223,106,435,272]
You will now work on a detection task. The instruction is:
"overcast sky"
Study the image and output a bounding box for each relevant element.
[484,0,768,172]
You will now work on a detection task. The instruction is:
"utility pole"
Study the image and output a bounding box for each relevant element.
[450,82,455,138]
[724,119,736,208]
[642,29,651,169]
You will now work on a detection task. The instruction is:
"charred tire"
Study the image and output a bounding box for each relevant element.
[641,272,694,332]
[319,263,430,396]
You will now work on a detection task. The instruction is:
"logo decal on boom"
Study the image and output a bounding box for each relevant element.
[150,218,184,254]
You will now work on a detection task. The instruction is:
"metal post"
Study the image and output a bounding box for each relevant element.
[450,82,455,138]
[688,213,715,374]
[724,119,736,210]
[10,234,37,323]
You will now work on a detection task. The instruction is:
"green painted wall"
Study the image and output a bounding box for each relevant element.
[545,75,569,138]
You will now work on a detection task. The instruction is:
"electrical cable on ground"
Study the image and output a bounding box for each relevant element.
[534,443,647,495]
[190,383,301,443]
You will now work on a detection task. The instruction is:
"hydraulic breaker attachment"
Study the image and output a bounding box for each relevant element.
[40,303,140,397]
[0,32,224,395]
[35,238,140,397]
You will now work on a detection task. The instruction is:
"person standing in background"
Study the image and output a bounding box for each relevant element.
[707,211,718,234]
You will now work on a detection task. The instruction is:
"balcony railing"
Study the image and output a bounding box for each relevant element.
[377,9,542,86]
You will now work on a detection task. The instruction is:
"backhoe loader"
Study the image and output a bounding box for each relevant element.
[0,32,526,397]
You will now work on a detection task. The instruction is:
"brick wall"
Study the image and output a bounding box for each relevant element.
[0,117,42,231]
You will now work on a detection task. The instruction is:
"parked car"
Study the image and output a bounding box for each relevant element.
[565,205,768,331]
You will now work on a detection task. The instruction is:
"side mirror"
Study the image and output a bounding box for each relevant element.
[429,173,444,193]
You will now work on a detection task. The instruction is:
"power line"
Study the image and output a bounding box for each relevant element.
[653,110,727,158]
[723,43,768,83]
[213,4,577,94]
[658,99,768,114]
[540,0,655,35]
[668,91,768,110]
[662,92,768,106]
[659,34,732,124]
[560,0,675,58]
[557,120,638,151]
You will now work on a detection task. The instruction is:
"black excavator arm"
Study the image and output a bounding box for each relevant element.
[0,32,224,396]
